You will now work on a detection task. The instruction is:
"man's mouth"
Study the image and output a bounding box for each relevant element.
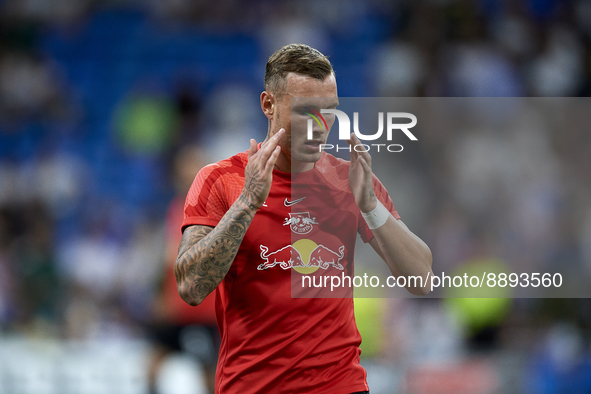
[303,140,324,152]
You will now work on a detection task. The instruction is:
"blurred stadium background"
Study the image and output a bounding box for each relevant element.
[1,0,591,393]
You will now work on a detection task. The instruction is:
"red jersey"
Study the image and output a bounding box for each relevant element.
[182,149,399,394]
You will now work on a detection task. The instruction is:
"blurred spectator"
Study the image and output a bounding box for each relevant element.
[149,145,217,394]
[258,2,330,58]
[0,202,61,334]
[372,40,426,96]
[528,25,585,96]
[445,42,523,96]
[1,0,91,24]
[525,322,591,394]
[12,202,62,327]
[200,83,265,162]
[0,208,15,326]
[171,77,204,151]
[114,83,179,157]
[0,53,69,122]
[58,203,140,341]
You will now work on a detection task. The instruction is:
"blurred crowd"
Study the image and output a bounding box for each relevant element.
[1,0,591,393]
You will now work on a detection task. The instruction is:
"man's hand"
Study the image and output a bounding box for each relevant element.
[346,134,433,295]
[347,132,377,213]
[175,132,284,306]
[242,129,284,208]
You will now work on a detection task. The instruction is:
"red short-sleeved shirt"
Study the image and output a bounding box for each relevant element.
[183,150,399,394]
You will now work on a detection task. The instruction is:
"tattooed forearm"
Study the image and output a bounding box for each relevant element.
[242,166,267,208]
[175,131,282,305]
[174,195,257,305]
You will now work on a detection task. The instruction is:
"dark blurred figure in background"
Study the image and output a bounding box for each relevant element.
[0,202,62,332]
[148,145,218,394]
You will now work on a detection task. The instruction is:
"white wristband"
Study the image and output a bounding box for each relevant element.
[361,200,390,230]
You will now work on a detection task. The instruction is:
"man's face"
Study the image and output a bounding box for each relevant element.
[273,73,339,168]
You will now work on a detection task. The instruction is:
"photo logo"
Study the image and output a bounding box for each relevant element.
[306,109,418,153]
[303,107,328,132]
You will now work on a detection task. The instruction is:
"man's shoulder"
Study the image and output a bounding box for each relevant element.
[189,150,248,201]
[200,150,248,179]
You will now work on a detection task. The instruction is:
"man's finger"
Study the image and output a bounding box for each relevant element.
[358,155,372,175]
[258,128,285,162]
[358,147,372,166]
[350,132,372,166]
[248,139,257,159]
[348,132,360,163]
[264,146,282,173]
[349,143,358,163]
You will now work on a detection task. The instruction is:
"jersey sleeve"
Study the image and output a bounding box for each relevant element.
[358,174,401,243]
[182,163,228,232]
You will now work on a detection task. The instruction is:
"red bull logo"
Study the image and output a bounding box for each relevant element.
[309,245,345,270]
[258,239,345,273]
[258,245,305,270]
[283,212,318,234]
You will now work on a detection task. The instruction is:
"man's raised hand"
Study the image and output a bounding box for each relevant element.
[241,128,284,209]
[347,132,377,213]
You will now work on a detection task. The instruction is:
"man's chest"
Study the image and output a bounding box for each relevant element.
[236,180,360,275]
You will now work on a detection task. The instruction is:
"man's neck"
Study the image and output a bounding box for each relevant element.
[273,156,314,173]
[262,136,314,173]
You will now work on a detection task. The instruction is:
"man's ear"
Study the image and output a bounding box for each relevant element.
[260,91,275,120]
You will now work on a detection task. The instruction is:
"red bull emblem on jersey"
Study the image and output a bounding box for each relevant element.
[258,243,345,271]
[258,245,305,270]
[308,245,345,270]
[283,212,318,234]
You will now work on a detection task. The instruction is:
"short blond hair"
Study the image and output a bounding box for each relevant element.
[264,44,334,97]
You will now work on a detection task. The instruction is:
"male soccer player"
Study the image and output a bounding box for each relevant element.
[174,44,432,393]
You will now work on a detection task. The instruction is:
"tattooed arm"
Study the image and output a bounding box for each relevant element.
[174,129,284,306]
[174,198,257,306]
